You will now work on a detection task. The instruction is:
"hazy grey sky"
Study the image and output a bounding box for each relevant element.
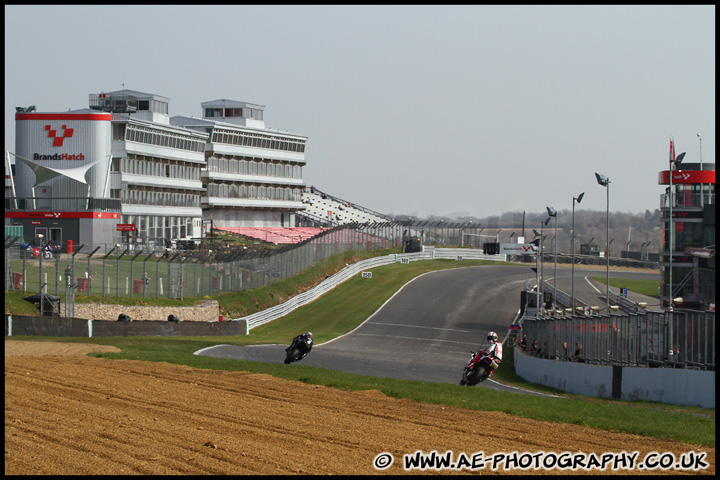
[5,5,715,219]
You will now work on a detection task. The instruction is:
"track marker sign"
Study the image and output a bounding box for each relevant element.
[361,272,372,278]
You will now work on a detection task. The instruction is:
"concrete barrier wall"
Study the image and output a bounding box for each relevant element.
[5,315,247,337]
[513,346,715,409]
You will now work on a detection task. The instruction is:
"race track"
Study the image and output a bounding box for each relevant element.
[197,265,656,394]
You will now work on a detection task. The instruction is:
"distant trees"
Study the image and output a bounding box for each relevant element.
[401,209,664,254]
[475,209,664,254]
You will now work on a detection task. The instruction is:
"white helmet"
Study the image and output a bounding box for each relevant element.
[487,331,498,343]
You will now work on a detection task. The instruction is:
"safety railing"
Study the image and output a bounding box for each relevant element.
[517,309,715,371]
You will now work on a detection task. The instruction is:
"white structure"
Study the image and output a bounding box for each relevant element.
[7,91,310,250]
[96,90,208,247]
[171,99,308,228]
[300,189,390,225]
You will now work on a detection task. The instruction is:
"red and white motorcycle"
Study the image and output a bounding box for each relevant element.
[459,349,499,386]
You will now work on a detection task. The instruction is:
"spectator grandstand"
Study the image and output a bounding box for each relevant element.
[300,187,394,226]
[215,227,328,245]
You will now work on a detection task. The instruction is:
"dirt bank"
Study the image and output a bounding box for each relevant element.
[4,341,713,475]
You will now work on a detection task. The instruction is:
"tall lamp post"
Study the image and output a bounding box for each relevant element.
[546,206,558,313]
[668,149,686,311]
[533,217,551,316]
[571,192,584,313]
[595,173,610,314]
[698,132,703,207]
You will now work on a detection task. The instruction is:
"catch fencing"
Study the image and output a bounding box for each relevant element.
[4,222,499,301]
[519,309,715,371]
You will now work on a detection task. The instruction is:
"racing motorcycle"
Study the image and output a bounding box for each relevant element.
[459,349,498,386]
[284,332,313,364]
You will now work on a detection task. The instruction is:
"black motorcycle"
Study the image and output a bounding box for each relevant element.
[284,332,313,364]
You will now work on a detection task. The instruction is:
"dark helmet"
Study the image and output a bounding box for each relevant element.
[487,331,498,343]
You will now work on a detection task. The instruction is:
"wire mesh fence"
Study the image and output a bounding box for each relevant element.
[5,222,430,299]
[518,309,715,371]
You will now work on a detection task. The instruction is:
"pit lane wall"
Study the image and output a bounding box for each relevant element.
[513,346,715,408]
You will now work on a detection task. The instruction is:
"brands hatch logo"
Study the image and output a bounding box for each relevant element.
[34,124,85,160]
[45,124,74,147]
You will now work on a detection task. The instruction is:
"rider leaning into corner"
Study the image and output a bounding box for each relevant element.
[485,331,503,378]
[287,331,313,355]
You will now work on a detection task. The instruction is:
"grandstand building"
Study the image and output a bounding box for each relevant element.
[171,99,307,228]
[6,91,308,250]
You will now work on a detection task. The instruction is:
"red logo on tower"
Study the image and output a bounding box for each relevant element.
[45,124,74,147]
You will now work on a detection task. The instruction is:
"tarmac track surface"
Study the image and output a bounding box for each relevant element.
[199,266,532,392]
[197,265,658,395]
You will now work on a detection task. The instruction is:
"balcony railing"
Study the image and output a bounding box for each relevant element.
[660,192,715,209]
[5,197,121,212]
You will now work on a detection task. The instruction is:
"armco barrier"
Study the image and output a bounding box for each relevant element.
[239,248,500,331]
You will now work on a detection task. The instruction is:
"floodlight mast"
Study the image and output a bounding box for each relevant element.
[595,172,610,313]
[546,206,557,313]
[668,150,685,311]
[571,192,584,313]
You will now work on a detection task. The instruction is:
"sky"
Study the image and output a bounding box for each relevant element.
[4,5,715,220]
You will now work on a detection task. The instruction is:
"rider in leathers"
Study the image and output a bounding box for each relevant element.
[286,331,313,359]
[484,331,502,378]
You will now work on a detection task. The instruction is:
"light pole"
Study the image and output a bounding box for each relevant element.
[595,172,610,314]
[698,132,703,207]
[546,206,558,313]
[571,192,584,313]
[668,148,686,311]
[533,217,551,316]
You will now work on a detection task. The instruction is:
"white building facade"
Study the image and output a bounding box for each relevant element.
[7,91,308,251]
[171,99,307,228]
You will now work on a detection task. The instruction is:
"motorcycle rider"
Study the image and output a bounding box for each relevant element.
[484,331,503,378]
[286,331,313,359]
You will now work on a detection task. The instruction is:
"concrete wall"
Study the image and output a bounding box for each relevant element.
[513,347,715,409]
[5,314,247,337]
[60,300,220,322]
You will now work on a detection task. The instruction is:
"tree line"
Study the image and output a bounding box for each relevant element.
[414,209,664,254]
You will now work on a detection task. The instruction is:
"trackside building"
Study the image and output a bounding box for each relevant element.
[6,90,308,251]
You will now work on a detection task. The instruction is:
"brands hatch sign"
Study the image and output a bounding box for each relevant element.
[500,244,537,254]
[33,152,86,161]
[33,124,85,160]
